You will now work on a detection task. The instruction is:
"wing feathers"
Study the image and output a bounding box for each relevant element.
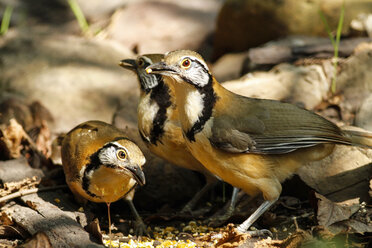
[210,98,351,154]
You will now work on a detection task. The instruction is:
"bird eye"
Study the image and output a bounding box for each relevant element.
[116,149,127,160]
[181,58,191,69]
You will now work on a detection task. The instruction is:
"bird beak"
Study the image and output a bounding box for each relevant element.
[145,62,177,75]
[119,59,136,71]
[125,164,146,186]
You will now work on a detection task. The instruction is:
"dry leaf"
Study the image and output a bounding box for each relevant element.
[28,120,52,158]
[277,230,312,248]
[84,218,104,244]
[195,224,250,247]
[0,98,34,131]
[19,232,52,248]
[314,192,359,227]
[329,219,372,234]
[0,212,14,226]
[0,119,27,159]
[2,177,40,196]
[0,225,28,239]
[29,101,54,129]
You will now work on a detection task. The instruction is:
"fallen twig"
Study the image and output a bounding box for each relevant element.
[0,185,68,203]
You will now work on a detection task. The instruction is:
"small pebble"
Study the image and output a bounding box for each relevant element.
[188,221,197,227]
[102,221,222,247]
[270,227,278,233]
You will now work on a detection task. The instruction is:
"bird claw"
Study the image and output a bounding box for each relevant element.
[179,205,193,215]
[207,215,230,227]
[206,207,235,227]
[133,220,149,237]
[180,205,211,217]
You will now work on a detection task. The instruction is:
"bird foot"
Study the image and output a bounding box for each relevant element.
[133,220,150,237]
[206,207,234,227]
[206,213,232,227]
[179,205,193,215]
[180,205,212,217]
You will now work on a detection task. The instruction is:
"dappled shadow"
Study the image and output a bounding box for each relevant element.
[322,162,372,203]
[19,0,74,24]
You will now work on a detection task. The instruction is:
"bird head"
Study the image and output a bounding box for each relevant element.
[97,138,146,186]
[145,50,212,89]
[120,54,164,92]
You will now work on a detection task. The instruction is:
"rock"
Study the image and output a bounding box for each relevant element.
[0,98,34,132]
[214,0,372,58]
[350,13,372,38]
[355,94,372,132]
[75,0,127,21]
[0,98,54,132]
[0,157,44,183]
[0,119,29,159]
[297,144,372,203]
[106,0,220,55]
[212,36,369,82]
[223,62,333,109]
[212,52,247,82]
[0,0,74,26]
[336,43,372,114]
[0,28,134,133]
[244,36,370,72]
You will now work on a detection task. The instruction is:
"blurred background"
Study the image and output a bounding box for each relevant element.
[0,0,371,246]
[1,0,372,132]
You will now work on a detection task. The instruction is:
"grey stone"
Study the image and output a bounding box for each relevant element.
[336,43,372,113]
[223,62,332,109]
[0,28,135,133]
[214,0,372,58]
[355,94,372,132]
[212,52,247,82]
[297,144,372,203]
[106,0,220,54]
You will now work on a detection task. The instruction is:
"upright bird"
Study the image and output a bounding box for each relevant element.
[146,50,372,233]
[61,120,146,237]
[119,54,240,219]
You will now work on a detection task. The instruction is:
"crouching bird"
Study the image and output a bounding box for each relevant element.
[61,120,146,239]
[119,54,240,219]
[146,50,372,233]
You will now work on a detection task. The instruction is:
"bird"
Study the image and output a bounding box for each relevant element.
[61,120,146,238]
[119,54,240,220]
[145,49,372,233]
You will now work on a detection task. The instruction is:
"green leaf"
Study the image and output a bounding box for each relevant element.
[0,6,13,35]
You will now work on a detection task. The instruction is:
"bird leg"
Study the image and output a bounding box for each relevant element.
[208,187,243,226]
[106,202,112,248]
[237,198,277,235]
[126,199,148,237]
[230,187,240,210]
[180,180,218,214]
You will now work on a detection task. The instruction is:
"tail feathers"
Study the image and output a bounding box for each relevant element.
[343,129,372,148]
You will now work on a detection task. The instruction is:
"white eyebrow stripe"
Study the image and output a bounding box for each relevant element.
[111,141,130,157]
[181,56,209,71]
